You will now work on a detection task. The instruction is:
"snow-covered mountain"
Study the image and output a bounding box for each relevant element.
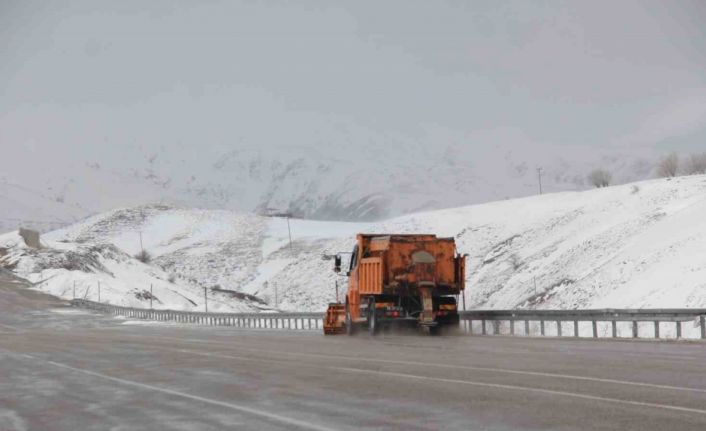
[0,180,88,234]
[2,140,660,230]
[2,175,705,313]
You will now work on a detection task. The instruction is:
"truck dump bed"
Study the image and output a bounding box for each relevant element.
[356,234,465,295]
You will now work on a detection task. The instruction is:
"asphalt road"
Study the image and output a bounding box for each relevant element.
[1,279,705,431]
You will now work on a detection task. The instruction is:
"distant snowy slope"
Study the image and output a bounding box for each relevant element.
[3,175,706,312]
[0,180,89,233]
[1,141,660,225]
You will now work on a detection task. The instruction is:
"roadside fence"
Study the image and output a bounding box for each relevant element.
[71,299,323,331]
[461,309,706,340]
[71,299,706,340]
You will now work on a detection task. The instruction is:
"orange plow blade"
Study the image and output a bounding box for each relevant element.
[323,303,346,335]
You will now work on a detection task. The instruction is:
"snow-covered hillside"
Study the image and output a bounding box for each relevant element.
[2,175,706,312]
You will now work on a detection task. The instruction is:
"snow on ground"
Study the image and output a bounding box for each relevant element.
[2,175,706,314]
[0,229,267,313]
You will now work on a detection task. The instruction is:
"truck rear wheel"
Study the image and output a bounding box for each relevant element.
[345,300,356,336]
[368,298,379,336]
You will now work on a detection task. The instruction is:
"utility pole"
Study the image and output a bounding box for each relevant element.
[537,167,544,195]
[204,287,208,313]
[335,279,339,303]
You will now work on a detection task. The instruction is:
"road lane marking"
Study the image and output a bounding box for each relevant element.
[140,335,706,395]
[0,322,20,331]
[335,367,706,416]
[37,331,706,395]
[96,345,706,417]
[12,351,336,431]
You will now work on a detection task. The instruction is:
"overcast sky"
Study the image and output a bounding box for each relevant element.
[2,0,706,177]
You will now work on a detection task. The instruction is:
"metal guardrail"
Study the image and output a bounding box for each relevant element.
[71,300,706,339]
[459,309,706,339]
[71,299,324,331]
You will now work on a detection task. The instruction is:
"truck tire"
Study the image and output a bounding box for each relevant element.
[368,298,378,336]
[345,300,356,336]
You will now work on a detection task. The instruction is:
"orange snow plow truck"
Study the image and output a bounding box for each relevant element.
[324,234,466,336]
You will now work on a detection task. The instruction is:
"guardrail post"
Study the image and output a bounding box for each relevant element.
[540,320,545,336]
[556,321,562,337]
[701,316,705,340]
[592,320,597,338]
[611,321,617,338]
[632,321,638,338]
[676,321,682,339]
[524,320,529,336]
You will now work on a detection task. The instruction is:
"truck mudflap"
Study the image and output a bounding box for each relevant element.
[419,286,435,325]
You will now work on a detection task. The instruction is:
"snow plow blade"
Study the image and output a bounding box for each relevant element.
[323,303,346,335]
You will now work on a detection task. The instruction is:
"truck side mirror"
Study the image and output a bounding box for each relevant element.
[334,255,342,273]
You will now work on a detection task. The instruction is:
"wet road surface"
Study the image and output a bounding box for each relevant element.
[1,279,705,430]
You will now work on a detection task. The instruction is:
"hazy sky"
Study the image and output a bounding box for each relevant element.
[2,0,706,176]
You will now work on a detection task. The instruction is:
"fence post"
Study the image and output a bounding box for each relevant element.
[510,319,515,335]
[611,321,617,338]
[574,320,579,337]
[540,320,545,336]
[632,321,638,338]
[481,320,486,335]
[524,320,529,336]
[556,321,562,337]
[592,320,597,338]
[676,321,682,339]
